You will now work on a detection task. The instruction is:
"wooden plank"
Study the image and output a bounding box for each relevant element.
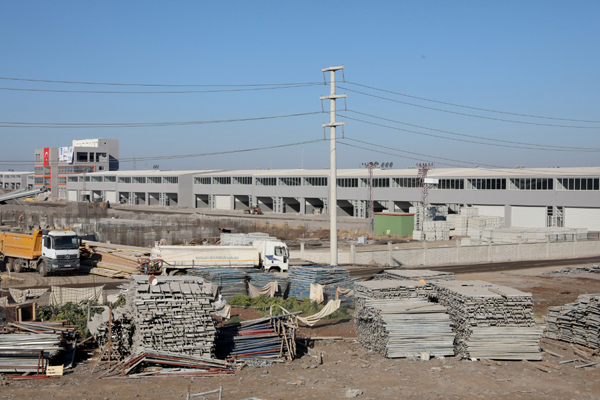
[522,360,550,373]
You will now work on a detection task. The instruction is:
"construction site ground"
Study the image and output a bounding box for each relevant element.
[3,262,600,399]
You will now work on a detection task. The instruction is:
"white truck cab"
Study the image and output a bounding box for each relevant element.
[40,229,80,275]
[253,239,289,272]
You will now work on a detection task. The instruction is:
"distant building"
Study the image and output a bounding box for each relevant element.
[65,166,600,230]
[34,138,119,198]
[0,172,34,190]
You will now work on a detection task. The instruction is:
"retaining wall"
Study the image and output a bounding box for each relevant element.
[294,239,600,267]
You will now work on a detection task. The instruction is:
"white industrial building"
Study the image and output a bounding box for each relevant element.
[64,166,600,231]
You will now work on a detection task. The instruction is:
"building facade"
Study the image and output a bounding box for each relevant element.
[0,172,34,190]
[34,138,119,199]
[65,166,600,230]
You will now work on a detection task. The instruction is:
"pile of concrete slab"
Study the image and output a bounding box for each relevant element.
[545,264,600,275]
[374,269,456,282]
[355,297,455,358]
[545,293,600,350]
[128,275,216,358]
[433,280,542,360]
[354,280,433,319]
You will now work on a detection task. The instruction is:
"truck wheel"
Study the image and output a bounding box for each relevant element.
[5,258,13,272]
[38,261,48,277]
[13,259,22,273]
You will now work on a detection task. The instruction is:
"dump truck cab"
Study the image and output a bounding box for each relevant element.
[40,229,80,275]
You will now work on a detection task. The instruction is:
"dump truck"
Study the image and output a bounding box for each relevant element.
[150,238,289,275]
[0,229,80,277]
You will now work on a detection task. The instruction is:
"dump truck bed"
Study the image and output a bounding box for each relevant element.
[0,230,42,260]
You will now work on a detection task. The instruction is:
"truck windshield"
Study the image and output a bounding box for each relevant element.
[274,246,285,256]
[53,236,79,250]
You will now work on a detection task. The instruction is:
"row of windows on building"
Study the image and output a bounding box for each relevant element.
[49,174,600,192]
[0,175,22,179]
[35,166,97,174]
[65,176,179,184]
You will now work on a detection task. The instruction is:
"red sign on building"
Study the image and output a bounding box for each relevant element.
[43,148,49,166]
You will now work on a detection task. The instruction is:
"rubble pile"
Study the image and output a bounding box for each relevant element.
[545,293,600,350]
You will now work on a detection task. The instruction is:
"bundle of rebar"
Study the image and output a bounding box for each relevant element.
[433,280,541,360]
[545,293,600,350]
[188,267,249,299]
[355,298,454,358]
[128,275,216,358]
[216,314,297,362]
[373,269,456,282]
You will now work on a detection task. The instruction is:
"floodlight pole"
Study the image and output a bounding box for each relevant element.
[320,66,346,266]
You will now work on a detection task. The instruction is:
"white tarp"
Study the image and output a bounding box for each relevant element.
[50,285,104,306]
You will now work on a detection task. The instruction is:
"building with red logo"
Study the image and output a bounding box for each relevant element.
[34,138,119,199]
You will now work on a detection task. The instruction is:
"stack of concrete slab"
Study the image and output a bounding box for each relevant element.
[433,280,541,360]
[355,298,455,358]
[460,207,479,217]
[355,280,432,313]
[374,269,456,282]
[545,294,600,350]
[129,275,216,358]
[423,221,451,241]
[453,215,469,236]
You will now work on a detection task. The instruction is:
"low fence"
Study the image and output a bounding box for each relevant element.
[294,237,600,267]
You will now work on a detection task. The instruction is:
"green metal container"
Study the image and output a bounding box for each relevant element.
[374,213,415,237]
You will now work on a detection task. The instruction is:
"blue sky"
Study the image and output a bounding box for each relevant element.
[0,1,599,171]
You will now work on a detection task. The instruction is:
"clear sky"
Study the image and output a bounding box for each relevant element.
[0,1,599,172]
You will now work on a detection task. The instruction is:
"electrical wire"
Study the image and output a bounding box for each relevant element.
[346,81,600,124]
[0,139,325,165]
[0,83,321,94]
[341,137,506,168]
[0,111,325,129]
[338,86,600,129]
[340,113,600,152]
[345,110,600,151]
[0,76,324,87]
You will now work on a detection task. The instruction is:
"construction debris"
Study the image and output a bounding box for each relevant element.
[545,293,600,350]
[101,349,232,378]
[373,269,455,282]
[545,265,600,275]
[434,280,542,360]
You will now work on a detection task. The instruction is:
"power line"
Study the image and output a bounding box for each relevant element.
[0,76,324,87]
[339,86,600,129]
[0,83,321,94]
[347,81,600,124]
[340,113,600,152]
[0,111,325,129]
[346,110,600,151]
[341,137,506,168]
[0,139,325,165]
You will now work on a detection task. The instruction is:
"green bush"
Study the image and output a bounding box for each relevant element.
[228,294,353,319]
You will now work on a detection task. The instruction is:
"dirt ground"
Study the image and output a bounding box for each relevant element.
[2,263,600,399]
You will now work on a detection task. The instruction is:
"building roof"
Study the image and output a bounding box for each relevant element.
[73,166,600,179]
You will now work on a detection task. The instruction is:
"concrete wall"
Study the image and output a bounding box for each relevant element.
[294,239,600,267]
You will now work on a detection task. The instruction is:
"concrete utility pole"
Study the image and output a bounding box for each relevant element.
[320,66,346,266]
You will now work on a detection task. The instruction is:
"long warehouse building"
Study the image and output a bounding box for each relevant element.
[62,167,600,230]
